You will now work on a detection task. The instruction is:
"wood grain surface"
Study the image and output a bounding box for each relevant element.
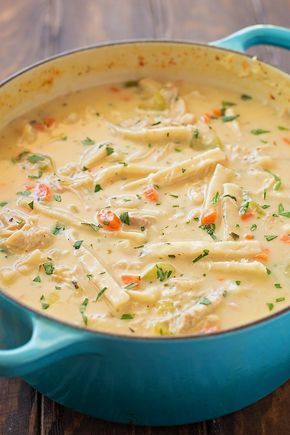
[0,1,289,434]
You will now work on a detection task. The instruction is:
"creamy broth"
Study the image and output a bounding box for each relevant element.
[0,78,289,336]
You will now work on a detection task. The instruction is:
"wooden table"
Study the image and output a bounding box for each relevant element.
[0,1,289,433]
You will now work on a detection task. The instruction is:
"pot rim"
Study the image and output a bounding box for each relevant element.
[0,38,289,342]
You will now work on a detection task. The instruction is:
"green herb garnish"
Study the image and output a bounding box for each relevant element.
[106,145,114,156]
[121,313,134,320]
[267,303,274,311]
[53,194,62,202]
[73,240,83,250]
[95,287,107,302]
[80,298,89,325]
[266,170,282,191]
[264,235,277,241]
[199,224,216,240]
[43,262,54,275]
[211,191,220,205]
[120,211,130,226]
[0,202,8,207]
[33,276,41,283]
[192,249,209,263]
[94,184,102,193]
[251,129,270,135]
[222,114,240,123]
[81,222,101,232]
[28,201,34,210]
[199,297,212,306]
[51,222,65,235]
[82,137,95,145]
[241,94,252,100]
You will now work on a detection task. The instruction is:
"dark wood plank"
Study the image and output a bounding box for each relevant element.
[0,377,40,435]
[0,0,289,434]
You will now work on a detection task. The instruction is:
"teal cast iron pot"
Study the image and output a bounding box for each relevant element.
[0,25,289,426]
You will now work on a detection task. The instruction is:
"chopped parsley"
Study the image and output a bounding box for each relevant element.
[266,170,282,191]
[95,287,107,302]
[156,265,173,282]
[276,297,285,302]
[199,224,216,240]
[193,128,199,139]
[106,145,114,156]
[121,313,134,320]
[0,202,8,207]
[80,298,89,325]
[82,137,95,145]
[240,94,252,100]
[222,101,236,107]
[81,222,101,232]
[274,283,282,289]
[73,240,83,250]
[222,114,240,123]
[239,192,250,215]
[264,234,277,242]
[94,184,102,193]
[251,129,270,135]
[211,191,220,205]
[51,222,65,235]
[43,262,54,275]
[168,254,176,259]
[250,224,257,232]
[199,297,212,306]
[235,280,241,286]
[33,276,41,283]
[192,249,209,263]
[53,194,62,202]
[278,125,289,131]
[267,303,274,311]
[120,211,130,226]
[278,203,290,218]
[27,154,45,164]
[28,201,34,210]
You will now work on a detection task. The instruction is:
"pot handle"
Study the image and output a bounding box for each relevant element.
[0,292,87,377]
[210,24,290,52]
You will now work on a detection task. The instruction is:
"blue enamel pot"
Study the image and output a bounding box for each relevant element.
[0,25,289,426]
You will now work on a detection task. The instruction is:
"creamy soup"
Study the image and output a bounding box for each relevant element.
[0,78,289,336]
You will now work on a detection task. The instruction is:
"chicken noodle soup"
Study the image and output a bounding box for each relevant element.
[0,78,289,335]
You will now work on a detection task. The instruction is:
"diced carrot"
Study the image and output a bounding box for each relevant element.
[240,210,254,221]
[96,209,122,231]
[200,113,211,123]
[43,116,55,127]
[121,274,141,289]
[280,233,290,244]
[253,249,269,262]
[34,183,52,201]
[282,137,290,145]
[144,185,159,203]
[32,122,46,132]
[110,86,120,93]
[201,208,217,225]
[244,233,254,240]
[212,108,222,117]
[217,277,225,281]
[25,183,35,191]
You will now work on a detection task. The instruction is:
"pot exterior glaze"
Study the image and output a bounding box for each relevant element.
[0,25,289,425]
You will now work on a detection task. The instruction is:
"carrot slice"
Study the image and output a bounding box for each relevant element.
[32,122,46,132]
[201,208,217,225]
[282,137,290,145]
[212,108,222,117]
[240,210,254,221]
[144,185,159,203]
[244,233,254,240]
[253,249,269,262]
[280,233,290,244]
[121,274,141,289]
[96,209,122,231]
[34,183,52,201]
[110,86,120,93]
[43,116,55,128]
